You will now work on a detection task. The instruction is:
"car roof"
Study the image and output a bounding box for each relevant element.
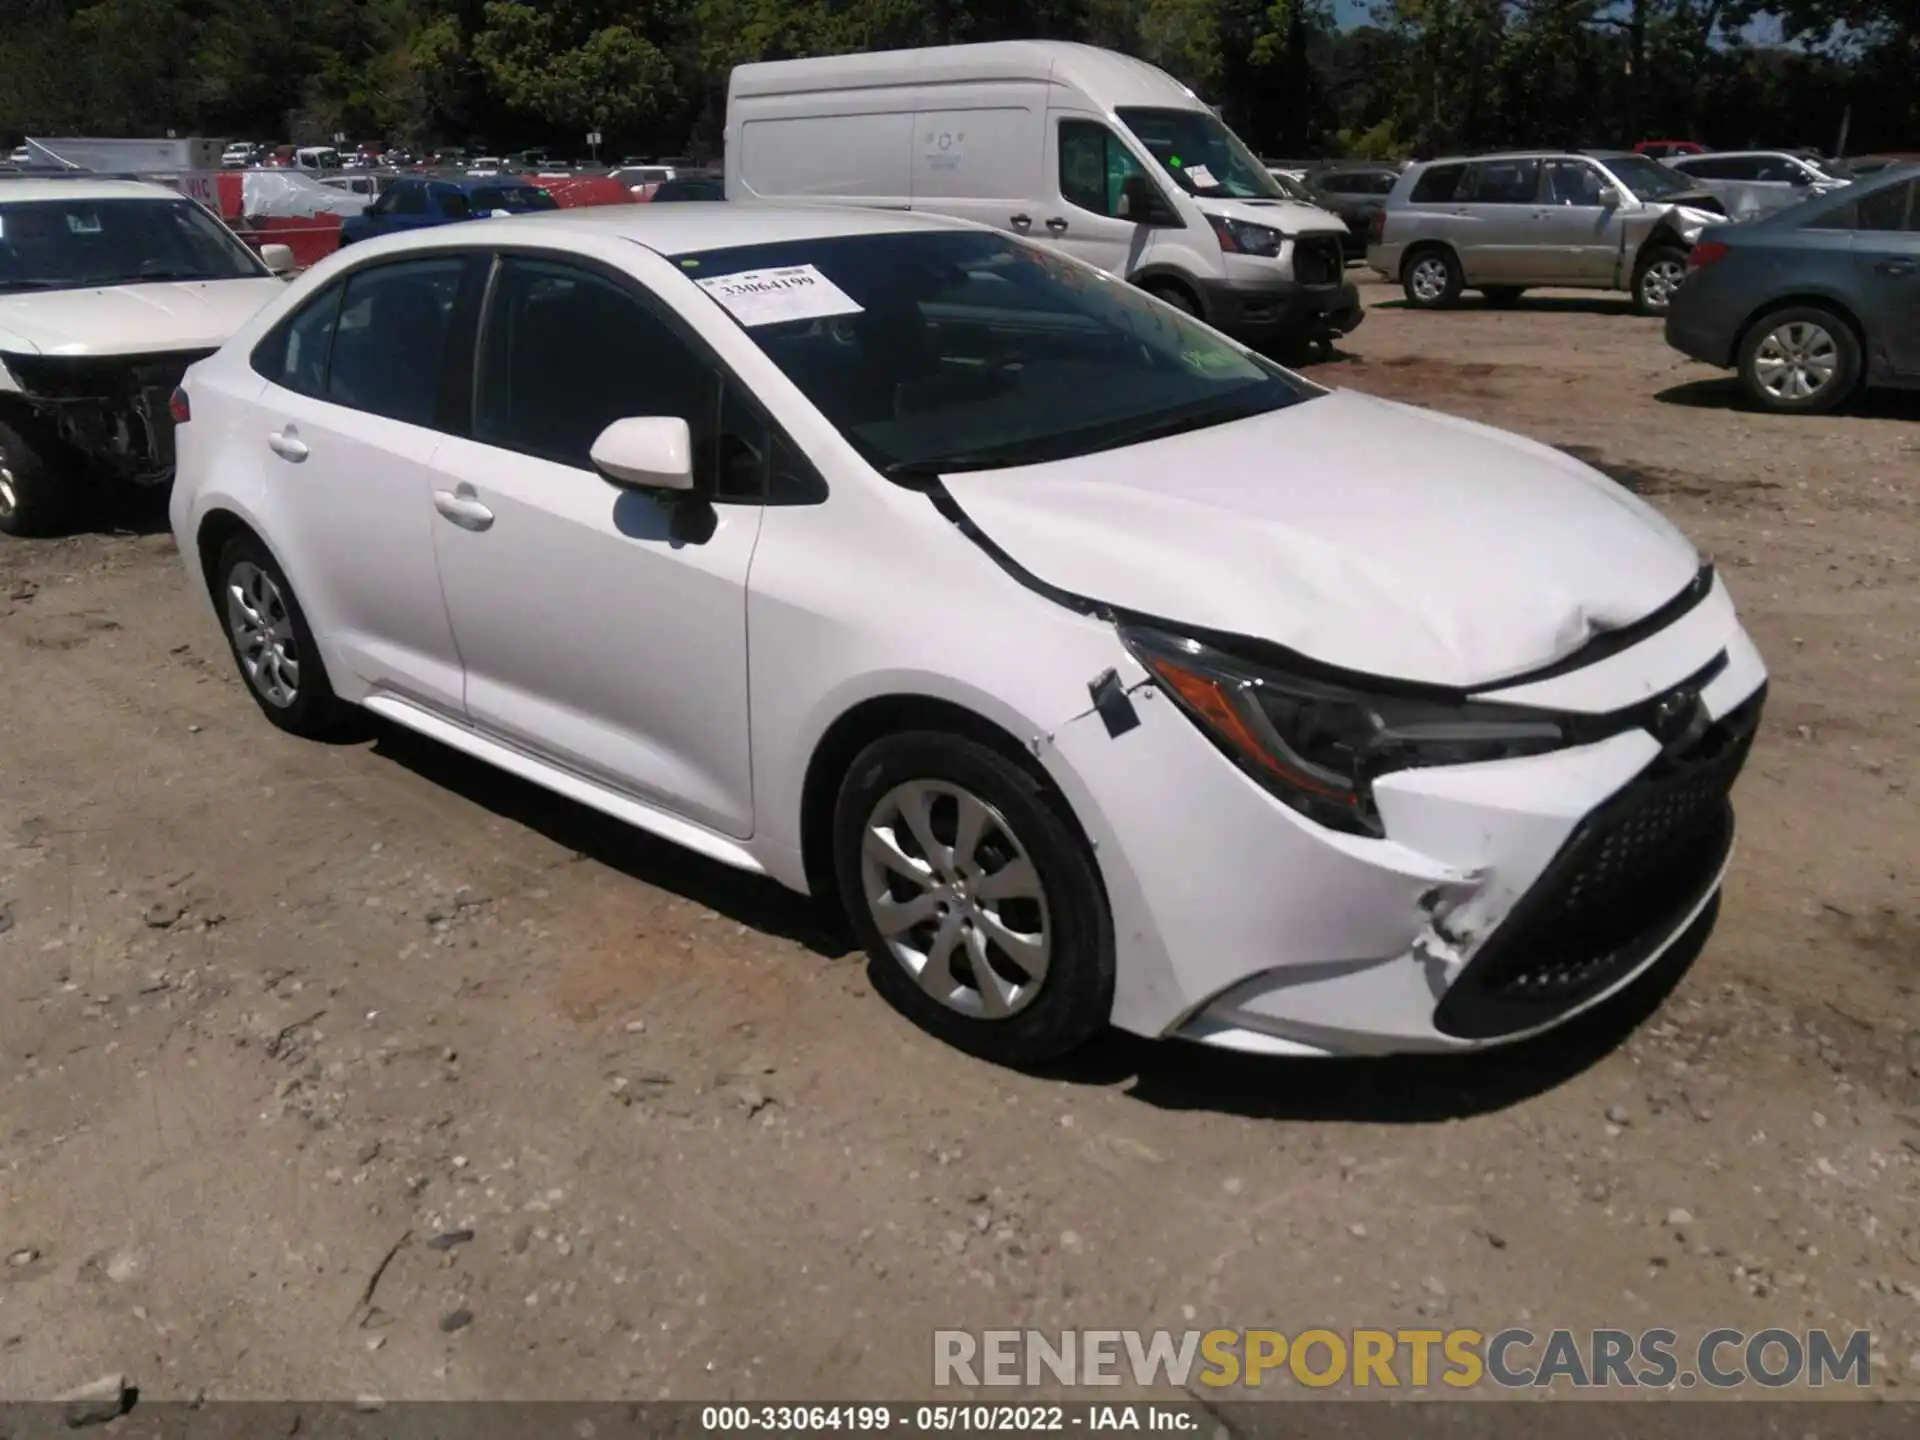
[351,202,965,258]
[732,40,1200,112]
[0,177,186,203]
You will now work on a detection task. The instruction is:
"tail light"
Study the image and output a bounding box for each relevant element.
[1688,241,1729,271]
[168,387,191,424]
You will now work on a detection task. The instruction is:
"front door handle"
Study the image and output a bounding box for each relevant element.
[1009,213,1032,229]
[267,428,308,462]
[432,489,495,532]
[1874,258,1916,277]
[1045,217,1070,234]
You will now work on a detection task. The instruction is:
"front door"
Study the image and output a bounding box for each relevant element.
[1044,113,1156,279]
[426,253,763,838]
[1852,178,1920,377]
[1531,159,1621,284]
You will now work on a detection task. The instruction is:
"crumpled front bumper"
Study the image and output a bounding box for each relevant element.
[1196,274,1364,343]
[1045,577,1768,1056]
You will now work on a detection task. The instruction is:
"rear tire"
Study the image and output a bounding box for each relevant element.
[1736,306,1861,415]
[1632,245,1688,315]
[0,416,75,538]
[1402,247,1462,309]
[212,531,347,737]
[833,731,1114,1068]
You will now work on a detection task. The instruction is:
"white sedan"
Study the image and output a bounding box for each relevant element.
[168,204,1767,1066]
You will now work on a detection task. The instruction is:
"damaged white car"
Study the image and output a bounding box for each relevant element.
[170,208,1768,1066]
[0,179,290,536]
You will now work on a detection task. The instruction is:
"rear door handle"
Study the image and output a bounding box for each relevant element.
[1045,217,1070,234]
[432,489,494,532]
[267,428,307,462]
[1874,258,1916,277]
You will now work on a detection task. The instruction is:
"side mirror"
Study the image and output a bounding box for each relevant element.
[1118,174,1169,224]
[1595,185,1622,208]
[1789,170,1812,187]
[591,416,694,494]
[260,243,296,275]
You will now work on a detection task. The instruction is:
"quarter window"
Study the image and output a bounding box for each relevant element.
[1058,120,1151,218]
[325,258,467,426]
[250,283,343,394]
[1855,180,1915,232]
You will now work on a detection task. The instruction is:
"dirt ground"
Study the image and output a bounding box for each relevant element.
[2,275,1916,1406]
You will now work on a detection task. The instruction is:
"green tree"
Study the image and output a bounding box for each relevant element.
[468,1,675,136]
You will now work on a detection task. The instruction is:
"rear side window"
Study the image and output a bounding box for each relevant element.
[1409,164,1464,203]
[325,258,467,427]
[1463,159,1541,204]
[1682,156,1759,181]
[1855,180,1915,232]
[439,189,472,219]
[251,283,343,394]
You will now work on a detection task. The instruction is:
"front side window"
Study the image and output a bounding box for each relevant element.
[1463,159,1541,204]
[439,189,472,220]
[1542,160,1607,206]
[470,186,559,213]
[326,258,467,426]
[0,197,265,292]
[473,256,721,477]
[1115,107,1283,201]
[1596,154,1697,201]
[389,184,428,216]
[675,229,1314,478]
[1058,120,1153,218]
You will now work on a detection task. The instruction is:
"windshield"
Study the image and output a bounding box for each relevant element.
[471,185,558,212]
[0,197,266,291]
[1116,107,1285,201]
[677,230,1313,476]
[1600,154,1699,201]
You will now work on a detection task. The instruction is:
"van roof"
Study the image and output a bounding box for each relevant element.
[728,40,1204,112]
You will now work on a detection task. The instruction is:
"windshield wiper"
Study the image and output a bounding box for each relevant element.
[0,277,74,291]
[119,269,221,284]
[883,451,1043,480]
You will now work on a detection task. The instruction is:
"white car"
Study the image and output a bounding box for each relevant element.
[0,179,293,536]
[168,206,1768,1065]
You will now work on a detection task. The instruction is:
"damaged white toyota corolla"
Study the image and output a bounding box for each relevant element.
[169,206,1767,1066]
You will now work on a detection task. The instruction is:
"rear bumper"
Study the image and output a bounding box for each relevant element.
[1198,275,1364,342]
[1664,305,1738,369]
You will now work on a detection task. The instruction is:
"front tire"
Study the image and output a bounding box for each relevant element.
[213,532,345,736]
[1402,247,1463,309]
[1142,280,1200,317]
[1736,306,1860,415]
[833,731,1114,1067]
[1632,245,1688,315]
[0,416,75,538]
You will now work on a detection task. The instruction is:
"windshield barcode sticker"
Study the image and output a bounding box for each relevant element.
[1183,163,1217,189]
[695,264,864,327]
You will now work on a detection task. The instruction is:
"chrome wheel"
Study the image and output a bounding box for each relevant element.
[859,780,1051,1021]
[1752,321,1838,402]
[1639,258,1686,311]
[225,560,301,708]
[0,457,15,521]
[1408,256,1451,303]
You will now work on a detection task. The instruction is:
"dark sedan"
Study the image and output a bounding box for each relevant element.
[1303,165,1400,258]
[1665,166,1920,413]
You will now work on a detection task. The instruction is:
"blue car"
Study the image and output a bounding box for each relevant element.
[1665,165,1919,413]
[337,176,559,246]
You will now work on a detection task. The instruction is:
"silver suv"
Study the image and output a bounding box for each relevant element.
[1367,150,1726,314]
[1661,150,1850,221]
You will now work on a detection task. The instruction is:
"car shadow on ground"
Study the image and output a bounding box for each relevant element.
[363,717,845,956]
[1657,375,1920,419]
[1371,295,1643,317]
[1044,900,1717,1124]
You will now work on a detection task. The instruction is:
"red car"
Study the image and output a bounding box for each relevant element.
[1635,140,1706,160]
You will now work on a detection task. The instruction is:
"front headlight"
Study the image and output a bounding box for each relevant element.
[1121,625,1568,837]
[1205,214,1284,258]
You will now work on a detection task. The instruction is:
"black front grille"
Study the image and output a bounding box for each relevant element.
[1,348,215,400]
[1434,685,1765,1041]
[1293,236,1343,287]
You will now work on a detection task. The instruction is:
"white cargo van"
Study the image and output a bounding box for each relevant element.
[725,41,1361,346]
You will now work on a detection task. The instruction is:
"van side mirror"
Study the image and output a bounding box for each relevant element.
[591,417,695,495]
[260,243,296,275]
[1118,174,1173,225]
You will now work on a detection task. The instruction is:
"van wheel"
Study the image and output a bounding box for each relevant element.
[1402,248,1462,309]
[1632,246,1688,315]
[833,731,1114,1068]
[0,417,75,538]
[1142,280,1200,317]
[1736,306,1860,415]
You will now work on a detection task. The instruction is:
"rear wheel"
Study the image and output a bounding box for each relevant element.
[1736,306,1861,415]
[213,532,346,736]
[1632,245,1688,315]
[1402,247,1462,309]
[0,417,75,538]
[833,731,1114,1067]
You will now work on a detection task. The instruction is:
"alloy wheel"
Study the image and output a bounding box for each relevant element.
[1640,258,1686,311]
[859,780,1051,1021]
[1409,257,1450,303]
[1752,321,1838,402]
[225,560,302,708]
[0,452,16,522]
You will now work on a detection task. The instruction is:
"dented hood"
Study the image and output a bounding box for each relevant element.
[940,390,1700,688]
[0,277,286,358]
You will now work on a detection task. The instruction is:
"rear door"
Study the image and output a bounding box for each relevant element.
[909,96,1047,240]
[1851,178,1920,377]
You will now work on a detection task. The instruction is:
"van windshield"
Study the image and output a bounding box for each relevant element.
[1116,107,1286,201]
[676,230,1314,476]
